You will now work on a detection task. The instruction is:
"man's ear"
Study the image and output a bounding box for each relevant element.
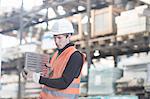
[66,34,71,38]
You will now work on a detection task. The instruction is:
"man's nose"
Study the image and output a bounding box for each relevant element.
[55,38,60,43]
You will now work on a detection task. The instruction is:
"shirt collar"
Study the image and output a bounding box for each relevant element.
[57,42,74,55]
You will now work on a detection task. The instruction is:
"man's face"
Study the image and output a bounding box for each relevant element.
[53,34,70,49]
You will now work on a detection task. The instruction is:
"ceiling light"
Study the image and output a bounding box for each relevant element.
[94,50,100,57]
[78,6,85,11]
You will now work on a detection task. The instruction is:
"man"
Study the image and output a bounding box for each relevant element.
[22,18,85,99]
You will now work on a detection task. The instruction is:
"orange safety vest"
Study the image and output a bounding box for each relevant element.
[40,46,85,99]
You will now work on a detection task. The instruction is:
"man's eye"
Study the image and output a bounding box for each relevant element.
[57,37,62,39]
[54,36,61,39]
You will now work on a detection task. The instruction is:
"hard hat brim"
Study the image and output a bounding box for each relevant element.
[49,32,73,35]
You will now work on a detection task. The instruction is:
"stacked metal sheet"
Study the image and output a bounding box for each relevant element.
[79,95,138,99]
[106,95,138,99]
[115,5,150,35]
[88,68,123,95]
[117,55,150,86]
[80,82,87,96]
[144,64,150,91]
[24,52,50,73]
[23,82,41,98]
[123,64,147,86]
[140,0,150,4]
[113,0,128,9]
[0,35,1,89]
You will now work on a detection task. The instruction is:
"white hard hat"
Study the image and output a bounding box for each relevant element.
[50,18,74,35]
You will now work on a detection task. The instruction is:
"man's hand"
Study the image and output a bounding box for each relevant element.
[45,63,52,68]
[21,69,28,80]
[32,72,41,84]
[21,69,41,84]
[43,63,53,77]
[21,69,33,80]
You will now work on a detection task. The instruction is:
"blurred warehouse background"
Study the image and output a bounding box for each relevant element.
[0,0,150,99]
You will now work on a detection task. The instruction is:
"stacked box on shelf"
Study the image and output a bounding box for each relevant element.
[117,55,150,87]
[79,96,103,99]
[105,95,138,99]
[24,82,41,98]
[115,5,150,35]
[139,0,150,4]
[80,82,87,96]
[67,14,83,41]
[144,64,150,91]
[113,0,128,9]
[123,64,147,81]
[0,35,1,89]
[91,5,123,38]
[88,68,123,95]
[79,95,138,99]
[123,64,147,85]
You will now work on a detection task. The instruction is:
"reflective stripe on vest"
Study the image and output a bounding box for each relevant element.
[42,83,79,98]
[43,81,80,94]
[42,88,78,99]
[67,83,80,88]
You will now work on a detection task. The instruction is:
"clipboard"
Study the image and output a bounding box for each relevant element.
[24,52,50,73]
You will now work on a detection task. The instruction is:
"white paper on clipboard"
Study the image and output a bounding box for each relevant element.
[24,52,50,73]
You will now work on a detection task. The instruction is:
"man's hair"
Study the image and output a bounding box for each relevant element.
[65,33,72,38]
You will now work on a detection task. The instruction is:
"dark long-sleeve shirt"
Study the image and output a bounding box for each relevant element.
[39,43,84,89]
